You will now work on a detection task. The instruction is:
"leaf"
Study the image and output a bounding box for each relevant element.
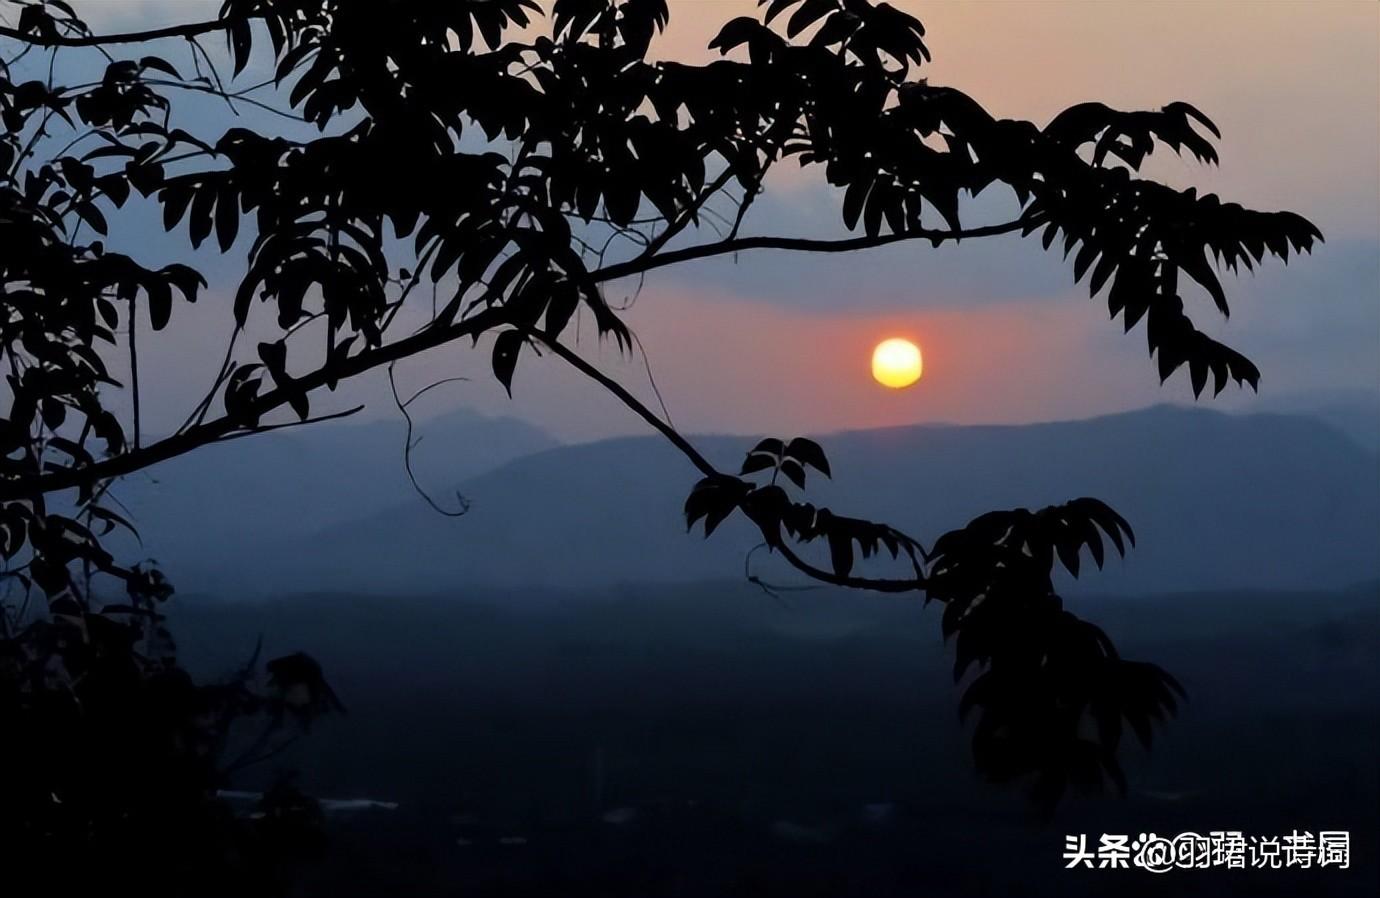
[702,498,736,537]
[161,263,206,304]
[749,437,785,457]
[827,531,854,578]
[544,284,579,339]
[287,390,309,421]
[708,16,761,53]
[684,475,746,536]
[1087,253,1117,297]
[96,298,118,328]
[139,55,181,79]
[87,504,137,537]
[1054,532,1081,577]
[778,458,806,489]
[257,340,288,380]
[95,173,130,207]
[785,437,830,477]
[739,453,777,475]
[224,364,264,425]
[491,329,524,397]
[1164,100,1220,138]
[1180,248,1229,316]
[215,182,239,251]
[188,183,216,249]
[786,0,833,38]
[762,0,799,26]
[145,280,172,330]
[603,178,641,227]
[842,178,870,231]
[160,182,193,231]
[74,201,108,235]
[228,15,253,76]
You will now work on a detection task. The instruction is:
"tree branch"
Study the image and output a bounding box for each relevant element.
[524,328,717,479]
[526,329,928,596]
[0,308,505,502]
[635,167,737,262]
[0,20,230,48]
[774,541,924,594]
[1,210,1030,510]
[591,217,1036,283]
[210,404,366,444]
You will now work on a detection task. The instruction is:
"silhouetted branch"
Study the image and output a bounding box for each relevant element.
[0,20,230,48]
[210,404,365,443]
[529,329,930,597]
[524,329,717,479]
[592,216,1038,283]
[635,167,737,262]
[177,326,242,434]
[142,77,306,123]
[775,541,924,594]
[0,308,506,501]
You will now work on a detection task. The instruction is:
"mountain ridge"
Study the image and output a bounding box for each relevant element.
[179,403,1380,598]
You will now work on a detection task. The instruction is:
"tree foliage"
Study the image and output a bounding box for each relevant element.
[1,0,1321,855]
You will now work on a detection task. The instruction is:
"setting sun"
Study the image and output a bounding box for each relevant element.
[871,338,923,389]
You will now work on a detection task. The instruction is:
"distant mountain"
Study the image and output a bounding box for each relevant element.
[116,406,557,583]
[1245,388,1380,453]
[214,405,1380,597]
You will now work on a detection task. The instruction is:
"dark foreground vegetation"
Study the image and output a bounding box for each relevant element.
[172,582,1379,897]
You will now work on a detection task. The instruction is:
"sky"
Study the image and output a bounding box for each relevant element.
[36,1,1380,442]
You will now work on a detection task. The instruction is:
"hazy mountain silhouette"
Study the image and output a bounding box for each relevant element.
[143,405,1378,597]
[1246,388,1380,452]
[118,407,557,580]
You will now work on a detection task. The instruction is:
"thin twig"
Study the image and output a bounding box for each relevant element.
[128,295,140,449]
[387,363,471,517]
[628,329,673,429]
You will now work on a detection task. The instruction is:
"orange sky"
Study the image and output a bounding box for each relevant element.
[541,0,1380,441]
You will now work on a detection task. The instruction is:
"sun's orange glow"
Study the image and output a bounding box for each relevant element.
[871,338,923,389]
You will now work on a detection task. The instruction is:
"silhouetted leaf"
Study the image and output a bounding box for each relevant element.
[74,201,107,235]
[784,437,830,477]
[215,182,239,251]
[740,453,776,475]
[491,329,524,397]
[827,531,853,577]
[779,458,806,488]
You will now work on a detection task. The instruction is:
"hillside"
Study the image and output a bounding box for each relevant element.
[213,405,1380,597]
